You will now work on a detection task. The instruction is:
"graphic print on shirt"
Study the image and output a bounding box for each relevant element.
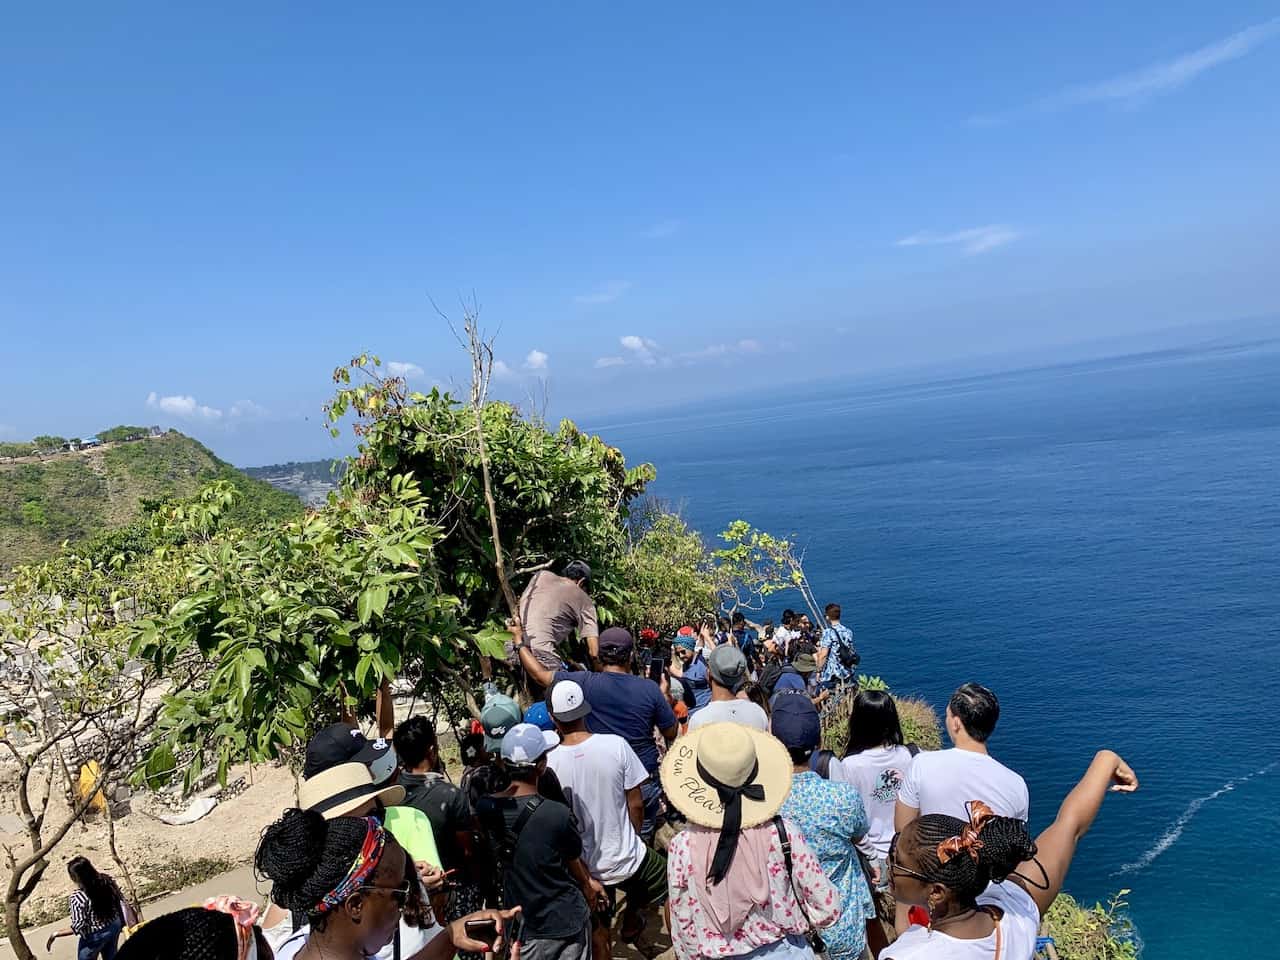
[871,767,905,805]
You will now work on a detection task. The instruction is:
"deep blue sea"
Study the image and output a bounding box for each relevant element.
[593,341,1280,959]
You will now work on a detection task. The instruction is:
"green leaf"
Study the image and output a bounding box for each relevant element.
[242,647,268,671]
[145,744,176,792]
[355,654,373,689]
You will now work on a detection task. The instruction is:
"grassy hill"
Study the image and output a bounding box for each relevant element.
[0,430,303,572]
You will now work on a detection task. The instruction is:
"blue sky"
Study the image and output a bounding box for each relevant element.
[2,4,1278,464]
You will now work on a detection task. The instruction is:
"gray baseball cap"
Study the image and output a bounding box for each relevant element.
[708,644,749,693]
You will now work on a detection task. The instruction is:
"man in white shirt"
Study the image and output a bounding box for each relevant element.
[544,680,668,958]
[686,645,769,731]
[895,682,1029,828]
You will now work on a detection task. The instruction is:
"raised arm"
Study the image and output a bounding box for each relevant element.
[1019,750,1138,917]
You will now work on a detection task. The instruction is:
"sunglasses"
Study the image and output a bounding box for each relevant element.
[361,880,412,909]
[887,835,931,884]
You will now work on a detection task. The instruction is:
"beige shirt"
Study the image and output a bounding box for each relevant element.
[517,571,598,667]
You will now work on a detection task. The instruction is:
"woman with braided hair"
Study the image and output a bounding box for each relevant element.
[883,750,1138,959]
[256,808,519,960]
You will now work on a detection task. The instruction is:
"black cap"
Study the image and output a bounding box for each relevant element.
[598,627,634,656]
[304,723,398,785]
[770,694,821,751]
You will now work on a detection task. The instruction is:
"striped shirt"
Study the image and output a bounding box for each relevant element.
[69,886,121,936]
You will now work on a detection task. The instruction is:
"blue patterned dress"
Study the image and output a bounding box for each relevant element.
[778,772,874,960]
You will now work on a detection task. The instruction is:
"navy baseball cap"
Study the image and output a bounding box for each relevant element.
[304,723,398,785]
[770,694,821,751]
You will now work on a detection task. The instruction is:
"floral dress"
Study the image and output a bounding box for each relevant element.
[667,820,840,960]
[778,772,875,960]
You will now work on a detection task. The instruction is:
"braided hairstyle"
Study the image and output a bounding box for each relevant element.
[115,907,268,960]
[904,812,1038,903]
[254,808,374,931]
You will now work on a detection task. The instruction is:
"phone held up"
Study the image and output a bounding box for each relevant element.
[464,918,498,951]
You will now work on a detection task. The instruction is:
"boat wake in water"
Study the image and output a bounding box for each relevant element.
[1116,761,1279,875]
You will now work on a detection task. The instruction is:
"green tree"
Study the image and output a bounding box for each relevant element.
[327,354,655,627]
[616,510,721,634]
[712,520,823,623]
[0,523,202,960]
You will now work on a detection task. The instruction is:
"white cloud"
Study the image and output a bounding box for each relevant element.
[229,400,269,419]
[595,356,626,369]
[975,18,1280,123]
[620,335,660,366]
[492,360,515,380]
[524,349,549,372]
[386,361,426,380]
[574,281,632,305]
[677,340,767,363]
[641,219,682,240]
[146,391,223,421]
[1063,19,1279,107]
[896,224,1020,255]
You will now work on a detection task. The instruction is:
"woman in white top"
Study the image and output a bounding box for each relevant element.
[883,750,1137,959]
[840,690,918,864]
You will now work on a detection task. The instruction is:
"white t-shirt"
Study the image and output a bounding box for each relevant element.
[883,880,1040,959]
[545,733,648,884]
[687,699,770,731]
[840,745,917,858]
[898,748,1029,822]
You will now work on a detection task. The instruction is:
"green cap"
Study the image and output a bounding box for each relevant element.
[481,693,523,752]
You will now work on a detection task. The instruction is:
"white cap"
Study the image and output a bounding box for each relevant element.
[549,679,592,722]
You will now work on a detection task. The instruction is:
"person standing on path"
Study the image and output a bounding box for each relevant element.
[477,724,604,960]
[895,683,1029,829]
[544,681,668,960]
[512,560,599,686]
[46,857,128,960]
[772,695,875,960]
[883,750,1138,960]
[686,645,769,731]
[814,603,858,696]
[662,722,841,960]
[515,626,677,839]
[394,716,486,957]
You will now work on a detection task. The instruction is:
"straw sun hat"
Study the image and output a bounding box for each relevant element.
[298,761,406,819]
[660,721,792,829]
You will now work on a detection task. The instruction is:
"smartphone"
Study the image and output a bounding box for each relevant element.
[464,918,499,950]
[648,655,666,682]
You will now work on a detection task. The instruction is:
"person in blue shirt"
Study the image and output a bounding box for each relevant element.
[816,602,858,694]
[669,629,712,712]
[515,625,677,840]
[730,612,760,670]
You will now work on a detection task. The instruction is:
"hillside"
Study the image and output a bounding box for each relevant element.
[0,431,303,572]
[241,458,344,506]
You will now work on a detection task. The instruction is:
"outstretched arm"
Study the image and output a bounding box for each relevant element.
[1019,750,1138,917]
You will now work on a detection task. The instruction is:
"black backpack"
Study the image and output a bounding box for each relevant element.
[830,625,860,671]
[479,795,544,866]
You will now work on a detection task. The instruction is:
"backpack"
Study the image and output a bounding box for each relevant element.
[479,795,544,866]
[830,625,860,671]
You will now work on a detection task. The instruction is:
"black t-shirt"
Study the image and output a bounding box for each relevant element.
[399,772,471,871]
[477,795,589,939]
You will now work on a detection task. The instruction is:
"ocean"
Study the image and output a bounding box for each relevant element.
[593,340,1280,958]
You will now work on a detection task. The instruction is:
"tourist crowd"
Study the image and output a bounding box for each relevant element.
[67,560,1136,960]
